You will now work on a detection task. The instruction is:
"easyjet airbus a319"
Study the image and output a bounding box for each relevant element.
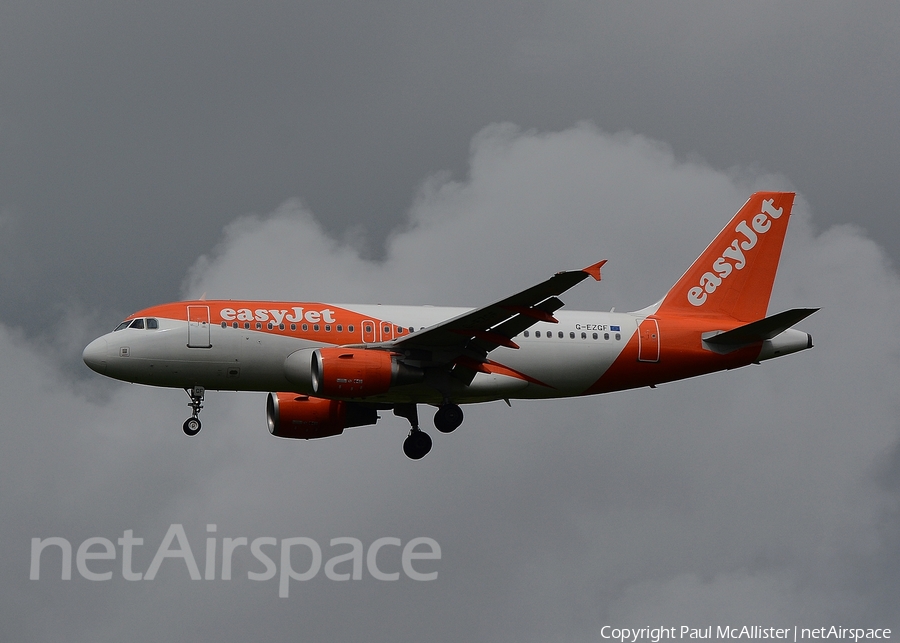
[84,192,816,459]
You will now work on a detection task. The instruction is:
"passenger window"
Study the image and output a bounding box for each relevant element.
[348,325,354,333]
[604,333,609,340]
[616,333,621,341]
[291,324,296,331]
[337,325,343,332]
[221,322,227,328]
[569,332,575,339]
[147,318,159,329]
[593,333,598,340]
[558,331,564,339]
[524,331,530,338]
[325,325,331,332]
[129,319,144,329]
[581,332,586,339]
[535,331,541,338]
[314,324,320,332]
[279,323,285,330]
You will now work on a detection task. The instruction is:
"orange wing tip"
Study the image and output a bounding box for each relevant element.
[583,260,607,281]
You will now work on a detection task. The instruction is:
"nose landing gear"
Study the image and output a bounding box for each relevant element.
[182,386,205,436]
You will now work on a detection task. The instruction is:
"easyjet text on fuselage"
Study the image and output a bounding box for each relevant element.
[219,306,337,325]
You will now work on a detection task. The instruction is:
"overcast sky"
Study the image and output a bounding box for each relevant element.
[1,2,899,641]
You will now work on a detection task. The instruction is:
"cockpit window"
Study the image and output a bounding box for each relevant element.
[114,317,157,331]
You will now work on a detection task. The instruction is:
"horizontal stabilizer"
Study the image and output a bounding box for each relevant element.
[703,308,818,346]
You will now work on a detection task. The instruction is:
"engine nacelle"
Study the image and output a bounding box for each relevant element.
[284,347,423,398]
[266,392,378,440]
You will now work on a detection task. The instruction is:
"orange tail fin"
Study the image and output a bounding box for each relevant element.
[655,192,795,322]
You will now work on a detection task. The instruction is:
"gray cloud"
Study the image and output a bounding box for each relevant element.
[1,1,898,354]
[3,124,898,639]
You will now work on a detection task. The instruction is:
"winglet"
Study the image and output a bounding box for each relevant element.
[583,260,607,282]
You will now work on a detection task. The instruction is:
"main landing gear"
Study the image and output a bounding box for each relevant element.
[396,403,464,459]
[433,403,463,433]
[183,386,205,436]
[396,405,431,460]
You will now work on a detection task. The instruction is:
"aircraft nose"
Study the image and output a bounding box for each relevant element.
[82,337,108,373]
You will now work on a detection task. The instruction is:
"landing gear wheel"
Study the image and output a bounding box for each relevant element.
[403,429,432,460]
[434,404,464,433]
[183,417,201,436]
[182,386,205,437]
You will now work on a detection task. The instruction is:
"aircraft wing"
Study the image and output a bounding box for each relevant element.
[382,260,606,382]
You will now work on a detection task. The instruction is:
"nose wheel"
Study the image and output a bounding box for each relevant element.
[183,386,205,436]
[183,417,201,436]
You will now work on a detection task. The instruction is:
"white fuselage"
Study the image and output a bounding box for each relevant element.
[83,304,639,404]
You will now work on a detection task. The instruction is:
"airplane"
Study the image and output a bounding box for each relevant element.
[83,192,817,459]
